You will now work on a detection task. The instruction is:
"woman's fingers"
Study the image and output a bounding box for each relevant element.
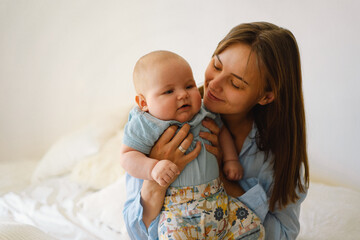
[171,124,191,147]
[149,124,200,173]
[204,143,223,166]
[156,125,178,145]
[203,143,217,156]
[177,132,193,154]
[150,125,178,160]
[202,118,220,135]
[178,141,201,170]
[201,118,221,147]
[199,131,219,147]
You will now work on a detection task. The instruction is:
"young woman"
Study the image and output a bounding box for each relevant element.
[123,21,309,240]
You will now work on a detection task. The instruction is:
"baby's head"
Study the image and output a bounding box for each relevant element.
[133,50,201,123]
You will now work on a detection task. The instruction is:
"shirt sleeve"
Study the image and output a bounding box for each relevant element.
[262,191,307,240]
[123,173,159,240]
[123,107,165,155]
[238,172,307,240]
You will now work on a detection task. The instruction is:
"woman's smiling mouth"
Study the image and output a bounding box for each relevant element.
[206,90,223,102]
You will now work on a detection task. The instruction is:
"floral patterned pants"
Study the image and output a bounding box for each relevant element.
[158,178,264,239]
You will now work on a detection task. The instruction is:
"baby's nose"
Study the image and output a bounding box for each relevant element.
[178,89,189,99]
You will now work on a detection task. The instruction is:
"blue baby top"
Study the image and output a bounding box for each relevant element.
[123,105,222,187]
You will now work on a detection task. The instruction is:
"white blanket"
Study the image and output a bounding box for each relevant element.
[0,221,56,240]
[0,170,129,240]
[1,110,360,239]
[2,160,360,240]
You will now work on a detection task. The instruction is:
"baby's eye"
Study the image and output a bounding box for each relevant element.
[186,85,194,89]
[163,90,173,94]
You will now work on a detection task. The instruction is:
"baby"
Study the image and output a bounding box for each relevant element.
[120,50,251,239]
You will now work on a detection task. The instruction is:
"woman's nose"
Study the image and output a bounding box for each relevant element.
[209,73,224,91]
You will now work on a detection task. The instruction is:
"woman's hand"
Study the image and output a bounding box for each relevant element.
[149,124,201,174]
[200,118,245,197]
[141,124,201,228]
[200,118,223,166]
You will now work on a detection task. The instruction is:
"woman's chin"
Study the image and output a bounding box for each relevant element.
[203,98,217,112]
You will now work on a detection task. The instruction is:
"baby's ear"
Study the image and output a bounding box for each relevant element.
[135,94,149,111]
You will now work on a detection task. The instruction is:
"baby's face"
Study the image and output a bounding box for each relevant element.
[143,59,201,123]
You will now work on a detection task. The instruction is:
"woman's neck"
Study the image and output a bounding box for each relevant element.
[222,113,254,153]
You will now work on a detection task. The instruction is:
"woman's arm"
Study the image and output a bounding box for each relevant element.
[140,180,168,228]
[239,176,306,239]
[263,192,306,240]
[237,146,307,239]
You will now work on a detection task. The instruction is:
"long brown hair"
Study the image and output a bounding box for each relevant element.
[215,22,309,211]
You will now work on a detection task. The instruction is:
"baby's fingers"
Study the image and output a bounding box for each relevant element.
[169,163,180,175]
[158,178,168,187]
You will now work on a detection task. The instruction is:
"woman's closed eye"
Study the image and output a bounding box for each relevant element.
[213,60,221,71]
[231,79,245,89]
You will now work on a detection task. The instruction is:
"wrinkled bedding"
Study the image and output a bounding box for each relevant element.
[0,160,129,240]
[2,159,360,240]
[1,110,359,239]
[0,110,130,239]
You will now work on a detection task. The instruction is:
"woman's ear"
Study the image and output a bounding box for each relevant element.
[258,91,275,106]
[135,94,149,111]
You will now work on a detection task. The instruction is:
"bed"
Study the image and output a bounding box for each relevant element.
[1,108,360,240]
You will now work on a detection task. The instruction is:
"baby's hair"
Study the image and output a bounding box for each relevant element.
[133,50,189,94]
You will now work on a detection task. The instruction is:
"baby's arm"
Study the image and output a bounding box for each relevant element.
[120,144,180,186]
[219,126,243,181]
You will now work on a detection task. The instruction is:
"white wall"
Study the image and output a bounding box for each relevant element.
[1,0,359,190]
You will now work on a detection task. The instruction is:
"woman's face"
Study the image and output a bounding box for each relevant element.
[203,43,266,117]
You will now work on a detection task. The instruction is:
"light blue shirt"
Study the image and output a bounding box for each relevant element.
[123,106,221,187]
[123,123,307,240]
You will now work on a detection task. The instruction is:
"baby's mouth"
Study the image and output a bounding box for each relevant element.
[178,104,191,110]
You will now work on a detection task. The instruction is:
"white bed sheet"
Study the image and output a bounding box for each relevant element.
[0,159,130,240]
[1,159,360,240]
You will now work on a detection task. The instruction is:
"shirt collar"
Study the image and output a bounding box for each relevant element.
[239,122,257,157]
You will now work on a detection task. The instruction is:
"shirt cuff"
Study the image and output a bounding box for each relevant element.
[148,215,160,240]
[136,192,160,239]
[238,177,269,222]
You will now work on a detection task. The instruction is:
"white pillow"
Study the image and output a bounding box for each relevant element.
[32,109,130,184]
[70,129,125,190]
[78,175,129,239]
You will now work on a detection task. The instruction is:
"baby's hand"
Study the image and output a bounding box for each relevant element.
[223,160,243,181]
[151,160,180,186]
